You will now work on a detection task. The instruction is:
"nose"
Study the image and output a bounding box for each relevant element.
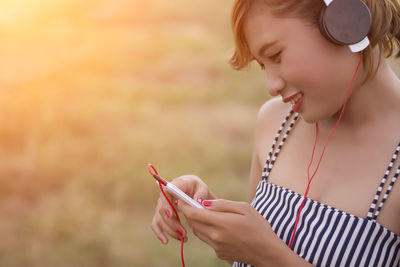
[266,70,285,97]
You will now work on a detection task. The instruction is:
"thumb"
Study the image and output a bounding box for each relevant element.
[176,198,199,220]
[201,199,249,215]
[193,188,209,206]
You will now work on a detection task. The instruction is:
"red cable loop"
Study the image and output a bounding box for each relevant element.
[147,164,158,176]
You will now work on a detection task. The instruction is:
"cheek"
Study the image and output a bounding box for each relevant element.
[285,39,352,96]
[282,29,357,121]
[284,28,349,87]
[284,54,348,122]
[283,51,327,93]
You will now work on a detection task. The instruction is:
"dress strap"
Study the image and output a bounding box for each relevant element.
[366,142,400,220]
[262,110,299,181]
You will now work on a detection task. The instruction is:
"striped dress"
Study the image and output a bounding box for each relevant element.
[233,111,400,267]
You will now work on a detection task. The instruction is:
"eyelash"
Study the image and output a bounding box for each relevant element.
[270,51,282,62]
[258,51,282,70]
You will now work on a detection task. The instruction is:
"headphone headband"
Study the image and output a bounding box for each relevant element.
[319,0,371,52]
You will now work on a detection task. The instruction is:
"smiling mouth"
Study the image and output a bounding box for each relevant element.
[291,93,304,112]
[283,92,304,112]
[283,92,303,104]
[290,93,303,105]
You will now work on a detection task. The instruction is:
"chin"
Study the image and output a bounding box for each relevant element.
[299,109,325,124]
[301,115,318,124]
[301,106,342,124]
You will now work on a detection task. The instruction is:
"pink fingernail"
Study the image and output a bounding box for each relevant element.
[177,229,184,236]
[202,200,213,207]
[165,210,171,218]
[196,198,203,204]
[174,200,178,206]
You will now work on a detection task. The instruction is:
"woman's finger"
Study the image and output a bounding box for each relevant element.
[159,199,177,220]
[177,199,219,226]
[159,191,178,211]
[153,196,183,241]
[151,214,169,244]
[159,213,188,242]
[193,185,211,204]
[202,199,248,215]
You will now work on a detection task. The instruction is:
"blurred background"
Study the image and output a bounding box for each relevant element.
[0,0,398,266]
[0,0,267,266]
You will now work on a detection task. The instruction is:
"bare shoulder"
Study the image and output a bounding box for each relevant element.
[254,97,291,140]
[253,97,292,164]
[248,97,292,198]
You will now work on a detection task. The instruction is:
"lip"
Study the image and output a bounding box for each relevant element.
[292,96,303,112]
[283,92,301,103]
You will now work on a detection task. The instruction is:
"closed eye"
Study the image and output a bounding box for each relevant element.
[256,50,282,70]
[256,51,282,70]
[269,51,282,63]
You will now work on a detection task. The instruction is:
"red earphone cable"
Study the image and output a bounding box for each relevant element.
[159,182,181,223]
[149,165,186,267]
[158,183,186,267]
[288,51,363,249]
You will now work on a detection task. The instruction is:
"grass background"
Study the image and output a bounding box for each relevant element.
[0,0,266,266]
[0,0,398,266]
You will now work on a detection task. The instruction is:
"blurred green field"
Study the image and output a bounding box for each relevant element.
[0,1,399,266]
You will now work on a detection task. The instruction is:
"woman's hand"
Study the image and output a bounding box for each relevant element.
[177,199,311,267]
[151,175,216,245]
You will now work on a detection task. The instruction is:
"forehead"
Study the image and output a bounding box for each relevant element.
[243,2,309,55]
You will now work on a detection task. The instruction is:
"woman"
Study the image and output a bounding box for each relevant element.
[151,0,400,266]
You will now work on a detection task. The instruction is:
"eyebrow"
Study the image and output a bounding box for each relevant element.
[257,41,278,57]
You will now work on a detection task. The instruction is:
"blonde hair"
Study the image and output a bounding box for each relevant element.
[229,0,400,80]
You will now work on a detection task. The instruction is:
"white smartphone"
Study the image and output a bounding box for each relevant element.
[158,181,204,209]
[148,164,204,209]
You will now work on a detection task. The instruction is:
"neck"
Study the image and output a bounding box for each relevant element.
[320,57,400,131]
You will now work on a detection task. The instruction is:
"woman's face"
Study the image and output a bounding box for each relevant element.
[243,1,363,123]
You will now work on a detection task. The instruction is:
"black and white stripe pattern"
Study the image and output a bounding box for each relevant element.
[234,182,400,267]
[367,143,400,220]
[373,163,400,220]
[233,112,400,267]
[262,110,299,180]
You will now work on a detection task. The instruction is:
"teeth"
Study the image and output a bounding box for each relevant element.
[291,93,302,106]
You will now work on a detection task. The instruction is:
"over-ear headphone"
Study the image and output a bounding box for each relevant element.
[319,0,372,52]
